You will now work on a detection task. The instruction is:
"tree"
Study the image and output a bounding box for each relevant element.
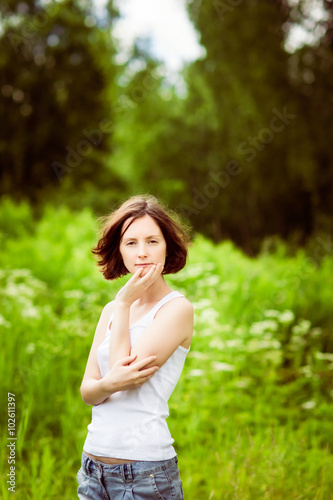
[285,0,333,235]
[0,0,124,207]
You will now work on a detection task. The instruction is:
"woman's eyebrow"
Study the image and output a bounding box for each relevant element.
[123,234,160,241]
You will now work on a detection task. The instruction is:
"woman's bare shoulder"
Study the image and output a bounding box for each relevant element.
[158,295,193,318]
[173,295,193,309]
[153,295,193,349]
[103,300,116,313]
[101,300,116,326]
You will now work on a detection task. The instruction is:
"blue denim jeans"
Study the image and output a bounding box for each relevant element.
[77,452,184,499]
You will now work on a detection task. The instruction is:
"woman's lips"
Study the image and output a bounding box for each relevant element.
[135,263,153,266]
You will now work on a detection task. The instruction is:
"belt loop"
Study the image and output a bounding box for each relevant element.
[120,464,126,482]
[83,454,89,475]
[123,463,133,482]
[84,456,91,475]
[128,463,133,482]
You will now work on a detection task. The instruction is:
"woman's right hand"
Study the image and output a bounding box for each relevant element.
[115,263,164,307]
[100,354,159,395]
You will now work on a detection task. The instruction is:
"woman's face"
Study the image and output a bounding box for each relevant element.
[119,214,167,276]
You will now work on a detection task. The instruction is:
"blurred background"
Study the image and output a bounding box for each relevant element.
[1,0,333,498]
[1,0,333,253]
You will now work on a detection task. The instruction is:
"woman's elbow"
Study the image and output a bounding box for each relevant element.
[80,379,108,406]
[80,383,92,406]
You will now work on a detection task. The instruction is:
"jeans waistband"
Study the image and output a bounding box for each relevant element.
[81,452,178,482]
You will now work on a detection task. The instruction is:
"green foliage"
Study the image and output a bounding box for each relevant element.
[1,1,333,256]
[0,200,332,498]
[0,196,35,239]
[0,0,121,202]
[109,1,333,253]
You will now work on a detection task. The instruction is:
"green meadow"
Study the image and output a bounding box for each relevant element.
[0,199,332,499]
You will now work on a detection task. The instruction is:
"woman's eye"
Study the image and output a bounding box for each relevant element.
[125,240,157,245]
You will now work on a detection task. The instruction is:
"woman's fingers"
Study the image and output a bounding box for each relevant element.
[119,263,164,305]
[136,369,159,386]
[135,368,157,380]
[117,354,137,366]
[149,263,163,281]
[132,355,157,370]
[134,267,144,277]
[137,365,159,377]
[138,263,164,286]
[139,264,156,281]
[115,354,158,371]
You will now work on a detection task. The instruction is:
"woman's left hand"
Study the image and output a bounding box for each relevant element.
[100,354,159,395]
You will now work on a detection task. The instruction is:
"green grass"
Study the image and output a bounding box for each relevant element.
[0,198,332,499]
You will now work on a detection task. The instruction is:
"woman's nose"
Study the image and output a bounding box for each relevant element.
[137,244,147,257]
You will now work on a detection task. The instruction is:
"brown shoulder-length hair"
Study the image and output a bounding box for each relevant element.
[92,195,192,280]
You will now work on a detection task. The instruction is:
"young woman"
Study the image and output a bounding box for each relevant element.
[77,195,194,500]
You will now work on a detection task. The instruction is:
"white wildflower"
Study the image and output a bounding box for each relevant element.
[249,320,278,335]
[225,339,243,348]
[248,340,281,351]
[204,276,220,286]
[6,283,34,298]
[315,352,333,362]
[197,328,214,337]
[278,310,295,324]
[234,326,247,336]
[9,269,31,279]
[292,319,311,335]
[187,369,205,377]
[290,336,306,345]
[209,340,226,350]
[23,306,41,319]
[263,309,280,318]
[234,378,252,388]
[176,264,206,280]
[26,343,36,353]
[298,365,313,378]
[198,308,219,323]
[211,361,235,371]
[310,328,322,337]
[301,400,316,410]
[188,351,208,360]
[220,281,238,292]
[64,290,85,300]
[193,299,213,310]
[219,324,232,333]
[0,314,10,328]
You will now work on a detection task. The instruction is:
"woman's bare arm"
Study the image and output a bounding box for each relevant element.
[107,264,164,368]
[130,297,194,369]
[107,302,131,369]
[80,303,159,406]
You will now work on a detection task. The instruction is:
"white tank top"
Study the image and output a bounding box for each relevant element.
[83,290,190,461]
